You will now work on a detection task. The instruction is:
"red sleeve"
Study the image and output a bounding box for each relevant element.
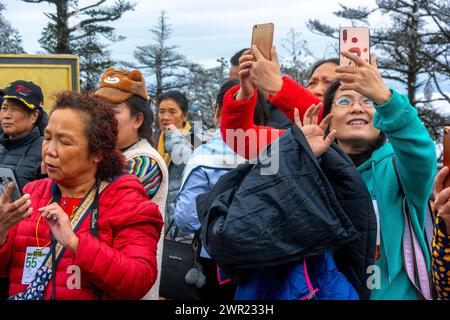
[220,85,286,160]
[268,76,323,123]
[0,224,17,277]
[73,178,163,300]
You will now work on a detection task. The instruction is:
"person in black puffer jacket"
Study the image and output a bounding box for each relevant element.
[0,80,47,300]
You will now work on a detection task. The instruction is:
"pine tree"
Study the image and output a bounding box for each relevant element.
[21,0,135,90]
[185,58,229,128]
[280,28,313,86]
[0,2,25,54]
[132,10,190,98]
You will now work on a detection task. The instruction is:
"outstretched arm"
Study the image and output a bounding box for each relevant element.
[220,85,283,160]
[249,45,322,123]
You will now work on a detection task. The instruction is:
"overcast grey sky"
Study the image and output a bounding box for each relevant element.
[2,0,449,113]
[3,0,380,65]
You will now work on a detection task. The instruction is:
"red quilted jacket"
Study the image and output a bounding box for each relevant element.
[0,174,163,300]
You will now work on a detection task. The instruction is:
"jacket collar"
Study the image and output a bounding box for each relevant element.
[0,126,41,149]
[357,143,394,171]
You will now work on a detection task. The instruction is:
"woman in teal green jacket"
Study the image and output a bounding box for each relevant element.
[321,51,437,299]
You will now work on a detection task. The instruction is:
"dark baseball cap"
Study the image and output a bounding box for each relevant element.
[0,80,44,110]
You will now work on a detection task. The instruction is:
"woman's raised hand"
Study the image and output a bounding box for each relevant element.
[0,183,33,245]
[235,45,284,100]
[294,103,336,157]
[248,45,283,96]
[236,49,256,101]
[335,52,392,105]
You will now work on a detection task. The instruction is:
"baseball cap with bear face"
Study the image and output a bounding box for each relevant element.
[95,67,149,104]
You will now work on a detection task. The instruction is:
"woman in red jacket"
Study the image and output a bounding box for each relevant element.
[0,91,163,300]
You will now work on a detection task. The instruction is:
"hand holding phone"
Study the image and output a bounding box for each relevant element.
[251,23,274,60]
[0,183,32,239]
[0,167,23,202]
[0,167,29,236]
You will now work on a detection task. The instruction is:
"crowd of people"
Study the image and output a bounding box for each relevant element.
[0,36,447,300]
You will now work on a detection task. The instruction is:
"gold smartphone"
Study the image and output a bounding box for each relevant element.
[251,23,274,60]
[444,126,450,188]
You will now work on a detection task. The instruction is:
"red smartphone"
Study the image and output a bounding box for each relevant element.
[251,23,274,60]
[339,27,370,66]
[444,126,450,189]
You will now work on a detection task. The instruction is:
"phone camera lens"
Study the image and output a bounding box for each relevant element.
[445,128,449,135]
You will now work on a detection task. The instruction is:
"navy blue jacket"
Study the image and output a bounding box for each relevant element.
[197,125,377,299]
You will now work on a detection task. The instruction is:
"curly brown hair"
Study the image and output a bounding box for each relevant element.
[52,91,125,180]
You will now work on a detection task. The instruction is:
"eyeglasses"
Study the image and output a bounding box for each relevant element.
[333,97,374,108]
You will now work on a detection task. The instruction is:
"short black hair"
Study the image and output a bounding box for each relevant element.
[230,48,249,67]
[322,80,341,119]
[216,80,240,108]
[215,80,268,126]
[253,91,268,126]
[157,91,189,114]
[307,58,339,81]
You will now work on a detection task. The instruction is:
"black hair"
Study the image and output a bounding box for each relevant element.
[254,90,269,126]
[147,101,155,147]
[230,48,249,67]
[216,80,240,108]
[307,58,339,81]
[125,95,155,146]
[36,109,48,136]
[323,79,386,150]
[322,80,341,119]
[157,91,189,114]
[215,80,268,126]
